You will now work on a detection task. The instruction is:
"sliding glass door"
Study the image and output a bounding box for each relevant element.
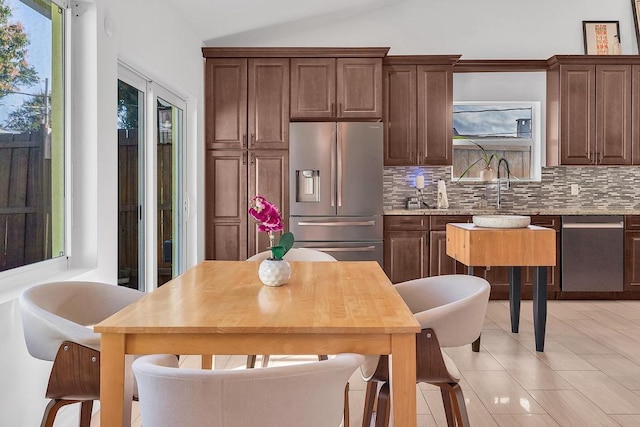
[155,94,185,286]
[117,64,186,291]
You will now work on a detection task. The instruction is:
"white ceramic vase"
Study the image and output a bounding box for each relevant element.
[258,259,291,287]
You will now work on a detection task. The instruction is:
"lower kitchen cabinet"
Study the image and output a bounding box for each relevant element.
[428,216,470,276]
[385,213,638,300]
[383,216,428,283]
[625,216,640,291]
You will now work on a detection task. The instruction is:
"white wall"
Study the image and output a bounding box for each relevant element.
[207,0,638,57]
[0,1,204,425]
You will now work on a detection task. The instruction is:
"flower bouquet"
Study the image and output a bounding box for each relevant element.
[249,196,295,287]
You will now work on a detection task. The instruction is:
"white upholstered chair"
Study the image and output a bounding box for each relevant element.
[19,281,172,427]
[246,247,337,368]
[133,353,364,427]
[361,275,490,427]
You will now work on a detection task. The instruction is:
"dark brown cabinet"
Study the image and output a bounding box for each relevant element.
[547,56,637,166]
[205,58,289,150]
[247,151,289,257]
[205,150,288,261]
[383,216,429,283]
[205,59,247,149]
[633,65,640,165]
[383,56,459,166]
[625,216,640,291]
[204,52,291,260]
[205,150,247,260]
[428,215,469,276]
[290,57,384,120]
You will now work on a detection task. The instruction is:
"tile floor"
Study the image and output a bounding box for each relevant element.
[92,300,640,427]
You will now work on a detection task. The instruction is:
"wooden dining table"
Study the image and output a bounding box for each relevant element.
[94,260,421,426]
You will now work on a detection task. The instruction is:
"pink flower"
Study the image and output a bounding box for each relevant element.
[249,196,284,232]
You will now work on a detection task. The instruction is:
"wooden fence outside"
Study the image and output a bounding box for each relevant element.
[0,131,49,272]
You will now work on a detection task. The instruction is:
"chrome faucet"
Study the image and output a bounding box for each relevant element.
[496,158,511,210]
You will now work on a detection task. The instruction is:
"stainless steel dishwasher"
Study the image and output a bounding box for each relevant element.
[561,216,624,292]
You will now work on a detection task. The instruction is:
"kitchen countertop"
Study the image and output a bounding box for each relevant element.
[384,208,640,216]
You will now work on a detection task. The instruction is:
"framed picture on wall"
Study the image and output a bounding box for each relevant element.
[633,0,640,52]
[582,21,621,55]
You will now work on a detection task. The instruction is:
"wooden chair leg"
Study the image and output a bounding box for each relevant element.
[343,382,350,427]
[246,355,257,369]
[375,382,391,427]
[41,399,76,427]
[451,383,470,427]
[440,387,456,427]
[472,335,481,352]
[362,381,378,427]
[79,400,93,427]
[261,354,270,368]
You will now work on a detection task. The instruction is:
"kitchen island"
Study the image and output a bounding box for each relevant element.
[446,222,556,351]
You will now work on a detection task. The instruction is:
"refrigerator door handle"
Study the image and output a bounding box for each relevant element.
[330,129,336,207]
[301,246,377,252]
[296,221,376,227]
[337,127,343,207]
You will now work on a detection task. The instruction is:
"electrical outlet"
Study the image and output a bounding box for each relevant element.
[570,184,579,195]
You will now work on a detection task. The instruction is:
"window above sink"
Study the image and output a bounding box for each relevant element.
[452,101,542,182]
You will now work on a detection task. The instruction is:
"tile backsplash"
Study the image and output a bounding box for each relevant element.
[383,166,640,211]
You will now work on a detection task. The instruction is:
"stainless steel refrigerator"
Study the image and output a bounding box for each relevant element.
[289,122,383,266]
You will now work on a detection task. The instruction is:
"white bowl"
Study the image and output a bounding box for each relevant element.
[472,215,531,229]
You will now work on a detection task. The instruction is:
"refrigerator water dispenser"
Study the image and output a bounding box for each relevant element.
[295,170,320,202]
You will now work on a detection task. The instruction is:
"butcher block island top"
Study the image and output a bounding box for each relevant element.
[446,223,556,267]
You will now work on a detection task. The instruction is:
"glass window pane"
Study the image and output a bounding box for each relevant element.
[0,0,64,271]
[453,102,535,180]
[117,79,144,290]
[156,97,183,286]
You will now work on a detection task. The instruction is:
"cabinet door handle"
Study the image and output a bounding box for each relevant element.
[338,102,342,116]
[250,133,255,147]
[242,152,247,165]
[250,153,255,165]
[242,134,247,148]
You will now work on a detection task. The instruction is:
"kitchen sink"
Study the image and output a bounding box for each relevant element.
[472,215,531,229]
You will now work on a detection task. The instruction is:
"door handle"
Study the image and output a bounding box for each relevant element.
[337,127,343,207]
[330,130,336,207]
[562,223,623,229]
[302,246,376,252]
[297,221,376,227]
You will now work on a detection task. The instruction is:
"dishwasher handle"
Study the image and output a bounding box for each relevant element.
[562,222,624,229]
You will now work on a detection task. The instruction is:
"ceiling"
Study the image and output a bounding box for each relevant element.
[164,0,405,45]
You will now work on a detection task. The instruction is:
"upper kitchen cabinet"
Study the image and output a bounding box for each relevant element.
[204,57,289,150]
[290,48,388,120]
[546,56,640,166]
[383,56,460,166]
